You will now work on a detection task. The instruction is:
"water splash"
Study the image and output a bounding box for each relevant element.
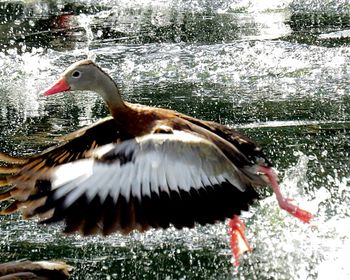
[77,13,96,61]
[234,151,350,279]
[0,48,53,120]
[290,0,350,13]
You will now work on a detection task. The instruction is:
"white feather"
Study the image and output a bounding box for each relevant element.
[131,161,143,200]
[53,175,87,201]
[99,164,121,202]
[84,163,118,202]
[109,171,121,203]
[120,163,132,201]
[200,170,211,187]
[48,130,246,211]
[141,157,151,198]
[93,143,115,158]
[165,164,179,191]
[216,174,226,184]
[119,164,133,201]
[157,161,169,194]
[188,165,203,189]
[208,176,219,186]
[149,152,160,195]
[176,164,192,192]
[223,172,245,192]
[52,160,93,189]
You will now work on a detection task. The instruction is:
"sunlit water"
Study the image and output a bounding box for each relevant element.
[0,0,349,279]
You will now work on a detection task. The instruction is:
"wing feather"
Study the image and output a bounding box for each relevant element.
[1,130,259,235]
[1,117,130,179]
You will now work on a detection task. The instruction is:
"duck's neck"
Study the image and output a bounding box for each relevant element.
[95,71,127,115]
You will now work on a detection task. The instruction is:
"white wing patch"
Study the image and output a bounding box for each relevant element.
[50,130,246,208]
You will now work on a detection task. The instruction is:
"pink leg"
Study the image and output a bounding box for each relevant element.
[228,215,252,267]
[259,166,313,223]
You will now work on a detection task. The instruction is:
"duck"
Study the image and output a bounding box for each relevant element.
[0,259,72,280]
[0,59,312,266]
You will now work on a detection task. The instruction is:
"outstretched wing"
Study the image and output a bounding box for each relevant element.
[0,117,130,182]
[1,130,258,235]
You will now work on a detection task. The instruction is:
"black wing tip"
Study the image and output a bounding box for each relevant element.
[13,179,259,237]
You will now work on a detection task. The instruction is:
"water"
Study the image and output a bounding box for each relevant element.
[0,0,349,279]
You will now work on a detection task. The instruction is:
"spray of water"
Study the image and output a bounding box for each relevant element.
[234,151,350,279]
[77,13,96,61]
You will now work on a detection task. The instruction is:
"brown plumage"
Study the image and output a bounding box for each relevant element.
[0,60,312,265]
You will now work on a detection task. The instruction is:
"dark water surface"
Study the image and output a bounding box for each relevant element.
[0,1,349,279]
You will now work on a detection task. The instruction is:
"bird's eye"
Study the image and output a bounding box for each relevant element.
[72,71,81,78]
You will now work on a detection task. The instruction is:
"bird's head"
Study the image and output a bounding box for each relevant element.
[42,60,124,111]
[43,59,106,96]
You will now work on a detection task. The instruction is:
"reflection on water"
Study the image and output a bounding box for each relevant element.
[0,0,349,279]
